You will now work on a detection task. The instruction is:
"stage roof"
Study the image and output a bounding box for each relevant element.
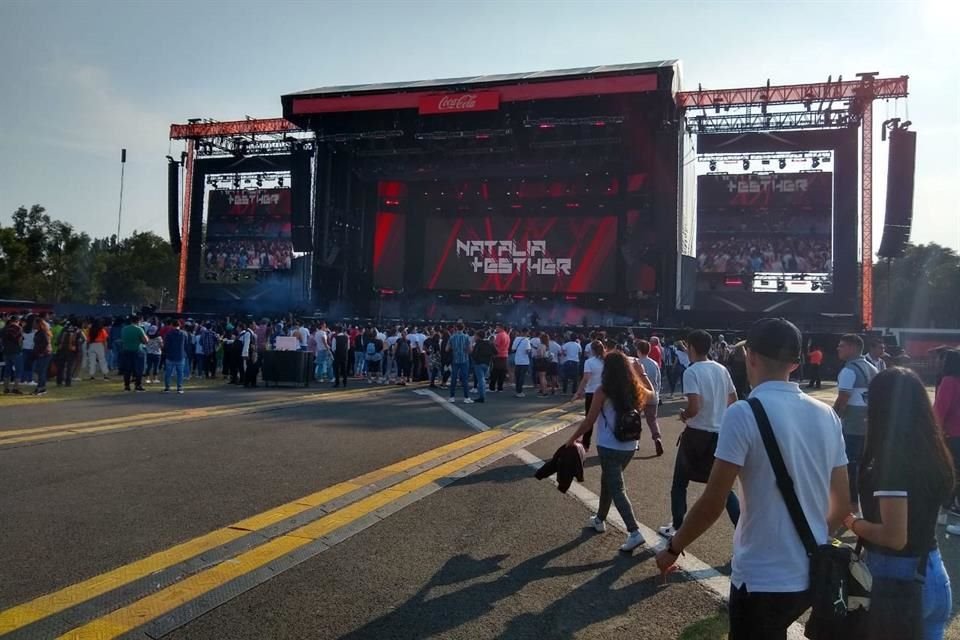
[284,60,678,99]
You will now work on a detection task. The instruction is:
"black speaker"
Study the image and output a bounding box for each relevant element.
[167,161,181,254]
[290,148,313,252]
[877,127,916,259]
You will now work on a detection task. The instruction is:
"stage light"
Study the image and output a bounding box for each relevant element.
[233,174,241,188]
[777,280,786,291]
[256,175,263,187]
[278,176,284,187]
[708,160,717,172]
[742,159,750,170]
[779,158,787,169]
[812,158,820,168]
[811,282,821,291]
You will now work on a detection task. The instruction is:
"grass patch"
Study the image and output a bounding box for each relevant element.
[679,611,729,640]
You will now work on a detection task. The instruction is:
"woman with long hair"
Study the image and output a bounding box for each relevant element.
[842,367,954,639]
[19,314,36,384]
[936,350,960,521]
[566,351,650,552]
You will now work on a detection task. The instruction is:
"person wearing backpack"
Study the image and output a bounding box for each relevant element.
[55,319,81,387]
[394,331,412,386]
[364,329,383,384]
[834,333,879,509]
[331,325,350,388]
[843,367,954,640]
[565,350,650,553]
[656,318,851,639]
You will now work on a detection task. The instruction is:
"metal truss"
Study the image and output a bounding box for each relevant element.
[676,76,908,110]
[686,109,858,134]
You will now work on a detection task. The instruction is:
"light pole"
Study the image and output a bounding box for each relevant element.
[116,148,127,243]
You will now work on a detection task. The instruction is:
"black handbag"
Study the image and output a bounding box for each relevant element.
[747,398,871,640]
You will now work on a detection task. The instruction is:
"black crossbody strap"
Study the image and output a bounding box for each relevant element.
[747,398,818,557]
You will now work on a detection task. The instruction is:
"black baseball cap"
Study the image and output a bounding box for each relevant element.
[746,318,802,363]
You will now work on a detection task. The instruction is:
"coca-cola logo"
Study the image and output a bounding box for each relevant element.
[438,94,479,111]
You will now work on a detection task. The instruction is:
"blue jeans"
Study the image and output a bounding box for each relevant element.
[33,354,51,390]
[670,450,740,529]
[515,364,529,394]
[844,433,865,506]
[561,361,579,394]
[474,363,489,401]
[449,362,470,399]
[164,359,185,390]
[354,351,365,376]
[865,548,952,640]
[20,348,34,383]
[315,351,332,380]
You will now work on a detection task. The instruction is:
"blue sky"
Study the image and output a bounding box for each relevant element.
[1,0,957,252]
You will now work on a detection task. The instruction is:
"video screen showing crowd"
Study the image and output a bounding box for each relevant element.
[201,188,294,284]
[696,172,833,294]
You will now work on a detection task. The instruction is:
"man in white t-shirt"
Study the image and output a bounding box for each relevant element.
[635,339,664,457]
[511,328,532,397]
[560,334,582,394]
[657,318,849,639]
[659,330,740,538]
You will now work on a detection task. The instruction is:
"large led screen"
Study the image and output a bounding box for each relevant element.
[422,216,618,293]
[201,188,293,284]
[696,173,833,294]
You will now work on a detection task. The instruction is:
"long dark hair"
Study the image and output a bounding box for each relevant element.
[943,350,960,378]
[600,351,647,415]
[862,367,954,501]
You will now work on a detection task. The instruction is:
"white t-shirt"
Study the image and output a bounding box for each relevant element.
[562,341,582,363]
[715,381,847,592]
[547,341,562,363]
[22,330,35,350]
[683,360,736,432]
[595,399,639,452]
[583,356,604,393]
[297,327,309,348]
[512,336,532,366]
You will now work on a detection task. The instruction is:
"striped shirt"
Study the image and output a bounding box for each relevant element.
[449,332,471,365]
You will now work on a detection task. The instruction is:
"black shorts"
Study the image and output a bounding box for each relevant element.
[677,427,720,483]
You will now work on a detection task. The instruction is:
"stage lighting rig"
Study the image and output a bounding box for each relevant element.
[708,160,717,171]
[779,158,787,169]
[742,159,750,170]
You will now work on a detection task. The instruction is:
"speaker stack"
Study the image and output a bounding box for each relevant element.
[877,125,917,259]
[290,148,314,252]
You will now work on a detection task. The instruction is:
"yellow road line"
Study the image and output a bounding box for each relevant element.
[0,427,502,635]
[0,384,399,445]
[56,431,532,640]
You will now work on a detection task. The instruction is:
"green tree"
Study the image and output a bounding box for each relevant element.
[873,243,960,328]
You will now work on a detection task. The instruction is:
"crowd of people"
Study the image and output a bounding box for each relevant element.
[697,235,832,274]
[203,239,293,272]
[3,309,959,639]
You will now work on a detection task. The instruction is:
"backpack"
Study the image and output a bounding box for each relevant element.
[396,339,410,357]
[365,340,381,362]
[604,404,644,442]
[61,329,77,353]
[335,333,348,353]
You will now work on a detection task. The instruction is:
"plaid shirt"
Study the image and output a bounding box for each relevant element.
[200,329,219,354]
[448,332,471,365]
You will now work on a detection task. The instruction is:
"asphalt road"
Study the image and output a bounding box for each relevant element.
[1,379,958,639]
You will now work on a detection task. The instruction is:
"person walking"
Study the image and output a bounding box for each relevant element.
[659,330,740,539]
[834,333,879,510]
[511,328,532,398]
[936,350,960,519]
[844,367,954,640]
[635,339,665,456]
[162,319,187,393]
[471,329,495,403]
[119,314,148,392]
[574,340,606,450]
[656,318,850,640]
[565,350,649,553]
[446,323,473,404]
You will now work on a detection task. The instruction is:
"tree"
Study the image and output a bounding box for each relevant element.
[873,243,960,328]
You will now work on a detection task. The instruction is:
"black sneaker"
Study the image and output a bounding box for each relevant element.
[135,386,146,392]
[33,389,47,396]
[655,439,664,457]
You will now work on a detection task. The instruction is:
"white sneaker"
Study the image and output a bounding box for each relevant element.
[463,398,474,404]
[938,509,949,526]
[447,397,456,403]
[590,516,606,533]
[514,392,525,398]
[947,524,960,536]
[657,524,677,538]
[620,531,645,552]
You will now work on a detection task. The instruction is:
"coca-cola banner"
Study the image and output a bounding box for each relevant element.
[418,91,500,115]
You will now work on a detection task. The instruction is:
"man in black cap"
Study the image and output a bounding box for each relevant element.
[656,318,851,640]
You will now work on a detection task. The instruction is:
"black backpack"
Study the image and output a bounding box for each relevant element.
[604,405,644,442]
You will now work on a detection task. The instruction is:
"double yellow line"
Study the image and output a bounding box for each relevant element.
[0,385,400,447]
[0,426,539,639]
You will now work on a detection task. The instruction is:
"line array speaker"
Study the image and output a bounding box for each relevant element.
[290,148,313,252]
[167,161,181,253]
[877,127,917,259]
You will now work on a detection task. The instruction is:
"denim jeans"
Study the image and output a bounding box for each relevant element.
[597,446,639,532]
[20,348,34,383]
[315,350,332,380]
[514,364,528,394]
[670,448,740,529]
[164,359,185,390]
[865,548,952,640]
[449,362,470,399]
[33,354,51,390]
[354,351,366,376]
[474,363,489,401]
[561,361,579,394]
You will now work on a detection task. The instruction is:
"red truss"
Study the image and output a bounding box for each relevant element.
[676,76,908,109]
[169,118,299,140]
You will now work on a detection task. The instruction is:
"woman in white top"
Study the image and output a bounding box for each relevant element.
[565,350,651,553]
[574,340,606,450]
